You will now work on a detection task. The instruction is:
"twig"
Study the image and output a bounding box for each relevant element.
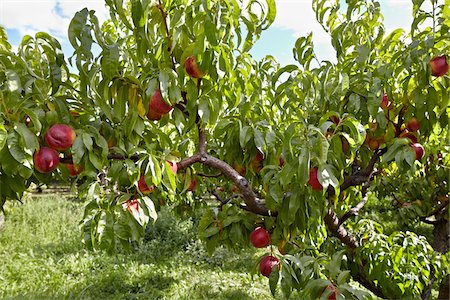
[211,190,240,207]
[338,189,369,226]
[340,148,387,191]
[157,0,177,70]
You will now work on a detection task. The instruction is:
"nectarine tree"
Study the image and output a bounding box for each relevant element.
[0,0,448,298]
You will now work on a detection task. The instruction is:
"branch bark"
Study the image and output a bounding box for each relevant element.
[323,208,358,249]
[340,148,387,191]
[338,190,369,226]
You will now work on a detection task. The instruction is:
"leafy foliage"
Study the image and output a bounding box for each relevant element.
[0,0,449,298]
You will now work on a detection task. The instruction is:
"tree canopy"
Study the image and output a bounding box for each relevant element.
[0,0,449,298]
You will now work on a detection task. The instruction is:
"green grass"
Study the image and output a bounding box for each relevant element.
[0,195,273,299]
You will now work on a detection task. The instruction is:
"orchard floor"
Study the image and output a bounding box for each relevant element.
[0,195,274,300]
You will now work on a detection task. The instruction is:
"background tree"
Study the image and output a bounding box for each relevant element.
[0,0,448,298]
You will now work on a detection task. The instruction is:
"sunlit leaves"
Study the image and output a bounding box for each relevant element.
[0,125,7,151]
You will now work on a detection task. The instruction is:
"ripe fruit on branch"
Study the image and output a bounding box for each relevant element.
[259,255,280,277]
[367,137,380,150]
[126,198,139,214]
[64,163,83,176]
[25,115,31,126]
[308,167,323,190]
[167,161,178,174]
[184,55,205,78]
[329,115,340,125]
[430,55,449,77]
[45,124,76,151]
[34,147,60,173]
[279,155,285,167]
[399,130,418,143]
[411,143,425,160]
[147,89,173,120]
[250,227,271,248]
[251,150,264,173]
[381,93,392,110]
[322,285,338,300]
[341,136,350,155]
[406,117,420,132]
[187,179,197,192]
[138,174,155,194]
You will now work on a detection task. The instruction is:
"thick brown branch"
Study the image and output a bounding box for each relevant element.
[203,155,275,216]
[323,208,358,249]
[426,200,449,218]
[177,153,202,170]
[338,191,369,226]
[340,148,387,191]
[353,268,386,298]
[197,172,222,178]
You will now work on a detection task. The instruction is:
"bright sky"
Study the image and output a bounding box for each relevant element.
[0,0,420,65]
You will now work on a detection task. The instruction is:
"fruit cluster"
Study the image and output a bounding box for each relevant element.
[147,55,205,121]
[249,227,280,277]
[33,124,81,175]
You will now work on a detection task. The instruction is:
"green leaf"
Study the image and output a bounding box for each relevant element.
[240,125,252,149]
[21,108,42,133]
[262,0,277,30]
[318,164,339,189]
[131,0,144,28]
[254,128,265,152]
[82,132,93,151]
[72,135,85,165]
[15,123,39,154]
[200,225,220,239]
[383,138,410,163]
[0,124,8,151]
[269,262,280,297]
[142,196,158,222]
[163,160,177,192]
[68,8,89,48]
[6,69,22,93]
[7,132,28,164]
[298,147,310,185]
[101,45,120,78]
[89,152,103,170]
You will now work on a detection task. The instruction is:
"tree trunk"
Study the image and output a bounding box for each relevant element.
[438,275,449,300]
[433,213,449,300]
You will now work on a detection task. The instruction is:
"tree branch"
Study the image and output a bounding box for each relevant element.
[353,267,386,298]
[340,148,387,191]
[157,0,177,70]
[177,153,202,170]
[426,200,449,218]
[203,155,275,216]
[338,190,369,226]
[197,172,222,178]
[198,125,206,155]
[419,217,440,225]
[323,208,358,249]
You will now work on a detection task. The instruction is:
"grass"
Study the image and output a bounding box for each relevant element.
[0,195,273,299]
